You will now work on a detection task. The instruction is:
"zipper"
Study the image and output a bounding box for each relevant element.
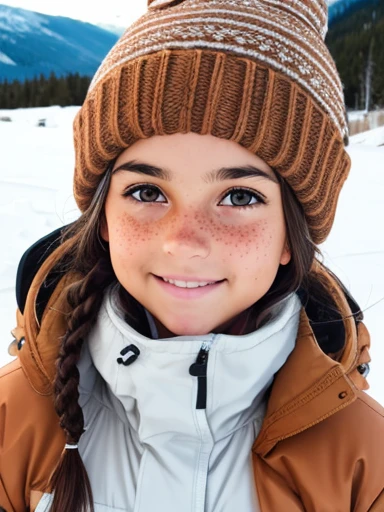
[189,340,213,409]
[189,338,215,511]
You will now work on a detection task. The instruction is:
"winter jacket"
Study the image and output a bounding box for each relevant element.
[1,251,384,511]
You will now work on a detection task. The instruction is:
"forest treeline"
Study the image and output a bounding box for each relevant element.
[0,73,91,109]
[0,0,383,111]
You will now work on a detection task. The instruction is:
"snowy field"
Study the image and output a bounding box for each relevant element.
[0,106,384,404]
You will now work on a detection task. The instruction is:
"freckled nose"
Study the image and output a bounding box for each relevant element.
[162,223,211,259]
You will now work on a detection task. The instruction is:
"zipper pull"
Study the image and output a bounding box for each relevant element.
[189,343,210,410]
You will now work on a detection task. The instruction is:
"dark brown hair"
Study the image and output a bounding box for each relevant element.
[44,162,351,511]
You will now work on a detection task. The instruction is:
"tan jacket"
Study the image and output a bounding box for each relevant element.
[1,265,384,512]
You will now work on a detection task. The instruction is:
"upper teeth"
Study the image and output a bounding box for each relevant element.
[162,278,216,288]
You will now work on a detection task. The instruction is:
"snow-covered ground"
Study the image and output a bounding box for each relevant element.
[1,106,384,404]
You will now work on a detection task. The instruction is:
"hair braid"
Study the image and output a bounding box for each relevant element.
[49,256,114,512]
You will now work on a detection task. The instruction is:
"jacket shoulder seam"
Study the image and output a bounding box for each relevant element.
[356,394,384,418]
[0,361,22,379]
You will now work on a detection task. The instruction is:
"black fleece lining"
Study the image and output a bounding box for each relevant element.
[15,223,73,316]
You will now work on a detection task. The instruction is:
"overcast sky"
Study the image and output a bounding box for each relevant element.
[0,0,148,26]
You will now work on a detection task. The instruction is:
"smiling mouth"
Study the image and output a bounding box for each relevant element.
[152,274,226,298]
[153,274,226,289]
[161,278,218,288]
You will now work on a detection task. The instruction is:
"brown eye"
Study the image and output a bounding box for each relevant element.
[123,185,166,203]
[139,187,160,202]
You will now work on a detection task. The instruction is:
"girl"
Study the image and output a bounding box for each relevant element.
[1,0,384,511]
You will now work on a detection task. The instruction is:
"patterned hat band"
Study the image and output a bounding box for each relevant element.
[73,0,351,244]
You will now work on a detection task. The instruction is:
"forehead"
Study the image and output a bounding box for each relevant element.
[113,132,276,180]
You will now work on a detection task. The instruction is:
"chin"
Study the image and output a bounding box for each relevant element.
[166,321,214,337]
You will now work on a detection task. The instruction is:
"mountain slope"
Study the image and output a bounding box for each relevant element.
[328,0,378,23]
[0,5,119,82]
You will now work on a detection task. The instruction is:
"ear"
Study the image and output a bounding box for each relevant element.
[99,216,109,242]
[280,241,291,266]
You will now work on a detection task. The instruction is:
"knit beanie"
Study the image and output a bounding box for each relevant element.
[73,0,351,244]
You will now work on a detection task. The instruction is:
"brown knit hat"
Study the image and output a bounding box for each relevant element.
[73,0,351,244]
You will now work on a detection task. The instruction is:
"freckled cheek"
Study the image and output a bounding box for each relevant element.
[108,213,159,256]
[212,219,272,261]
[215,222,284,286]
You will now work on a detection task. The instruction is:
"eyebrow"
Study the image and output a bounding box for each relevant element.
[112,160,279,184]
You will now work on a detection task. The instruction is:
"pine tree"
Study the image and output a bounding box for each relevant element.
[326,0,384,111]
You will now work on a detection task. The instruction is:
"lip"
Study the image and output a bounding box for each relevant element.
[157,274,222,283]
[152,274,226,300]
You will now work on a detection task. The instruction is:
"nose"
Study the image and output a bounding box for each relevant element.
[162,220,211,259]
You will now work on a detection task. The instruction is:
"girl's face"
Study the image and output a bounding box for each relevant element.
[101,133,291,337]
